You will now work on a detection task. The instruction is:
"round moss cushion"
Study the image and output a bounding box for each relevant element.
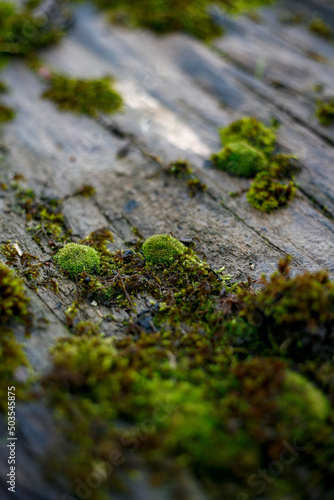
[55,243,100,277]
[142,234,187,265]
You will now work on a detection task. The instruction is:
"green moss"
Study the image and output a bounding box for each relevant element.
[8,180,69,244]
[166,160,207,196]
[142,234,187,265]
[211,141,267,177]
[92,0,274,40]
[236,257,334,362]
[269,153,300,179]
[0,80,7,92]
[167,159,193,178]
[0,101,15,123]
[75,320,102,336]
[247,172,295,212]
[40,332,332,499]
[219,116,277,155]
[186,177,207,196]
[309,17,332,40]
[281,370,330,421]
[74,184,96,198]
[0,263,29,324]
[55,243,100,278]
[100,0,224,40]
[316,98,334,126]
[0,327,32,411]
[0,1,63,56]
[42,74,123,116]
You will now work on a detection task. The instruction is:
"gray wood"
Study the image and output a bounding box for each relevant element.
[1,0,334,498]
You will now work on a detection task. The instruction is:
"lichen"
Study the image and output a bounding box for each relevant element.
[219,116,277,155]
[55,243,100,278]
[246,172,296,212]
[142,234,187,265]
[211,141,267,177]
[316,98,334,126]
[42,74,123,116]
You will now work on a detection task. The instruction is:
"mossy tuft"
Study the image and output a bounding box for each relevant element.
[55,243,100,277]
[142,234,187,265]
[246,172,295,212]
[219,116,277,155]
[42,74,123,116]
[211,141,267,177]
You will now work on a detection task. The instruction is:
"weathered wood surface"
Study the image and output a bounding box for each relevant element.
[1,0,334,498]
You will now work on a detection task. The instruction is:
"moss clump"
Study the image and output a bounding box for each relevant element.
[247,172,295,212]
[212,117,298,212]
[55,243,100,277]
[0,101,15,123]
[309,17,332,40]
[0,263,29,324]
[0,1,63,55]
[219,116,277,155]
[316,98,334,126]
[142,234,187,265]
[42,74,123,116]
[236,257,334,362]
[211,141,267,177]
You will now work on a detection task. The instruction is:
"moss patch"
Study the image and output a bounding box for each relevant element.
[19,226,333,499]
[0,1,64,56]
[42,74,123,116]
[0,327,32,411]
[316,98,334,126]
[0,101,15,123]
[211,141,268,177]
[211,116,297,212]
[309,16,332,40]
[235,257,334,362]
[92,0,275,40]
[246,172,295,212]
[0,262,30,324]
